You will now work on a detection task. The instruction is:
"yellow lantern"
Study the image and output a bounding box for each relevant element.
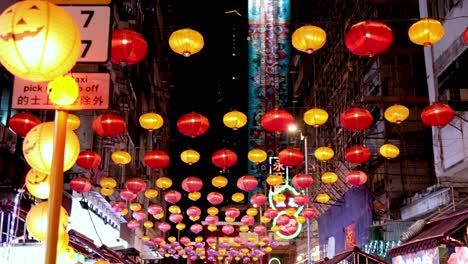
[139,112,164,131]
[168,236,177,243]
[292,25,327,54]
[176,223,186,230]
[57,231,70,253]
[258,241,266,247]
[0,1,81,82]
[231,192,244,203]
[66,113,81,130]
[144,188,158,199]
[321,171,338,184]
[100,187,114,196]
[207,225,217,232]
[100,177,117,189]
[246,208,258,216]
[265,246,273,253]
[195,236,204,243]
[130,203,142,211]
[169,28,204,57]
[273,193,286,202]
[188,191,201,201]
[47,75,79,106]
[260,216,271,224]
[296,216,306,224]
[267,174,283,186]
[111,150,131,165]
[248,148,268,164]
[274,235,282,241]
[143,221,154,228]
[207,207,219,216]
[141,235,150,242]
[154,212,164,219]
[25,168,50,199]
[225,216,235,222]
[223,110,247,130]
[314,146,334,161]
[156,177,172,190]
[169,205,181,214]
[95,259,109,264]
[26,201,68,241]
[316,193,330,203]
[379,143,400,159]
[58,246,76,263]
[23,122,80,174]
[239,225,249,232]
[180,149,200,165]
[304,107,329,127]
[189,216,200,221]
[384,104,410,124]
[120,208,129,216]
[408,18,444,46]
[271,225,280,232]
[285,208,296,216]
[212,175,228,188]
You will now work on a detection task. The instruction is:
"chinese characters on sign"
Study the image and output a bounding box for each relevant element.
[12,73,110,110]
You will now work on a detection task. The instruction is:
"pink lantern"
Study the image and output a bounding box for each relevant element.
[346,170,368,186]
[225,208,241,219]
[294,194,309,206]
[153,237,165,245]
[222,225,235,235]
[181,176,203,193]
[240,215,255,226]
[254,225,267,235]
[112,201,126,213]
[158,222,171,232]
[250,193,267,207]
[207,192,224,205]
[292,173,314,189]
[237,175,258,192]
[302,208,318,219]
[169,213,184,223]
[125,178,147,193]
[205,215,219,225]
[276,215,290,226]
[263,209,278,219]
[186,206,202,217]
[120,189,137,201]
[180,236,191,245]
[127,219,140,230]
[165,190,182,204]
[345,145,371,164]
[147,204,163,215]
[206,237,217,245]
[70,177,92,193]
[132,210,147,221]
[190,223,203,234]
[278,147,304,167]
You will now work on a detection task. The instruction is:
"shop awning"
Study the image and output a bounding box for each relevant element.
[387,208,468,258]
[315,246,389,264]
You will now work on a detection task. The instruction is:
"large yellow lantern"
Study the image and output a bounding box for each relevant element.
[304,107,329,127]
[321,171,338,184]
[180,149,200,165]
[156,177,172,190]
[169,28,204,57]
[384,104,409,124]
[188,191,201,201]
[314,146,334,161]
[408,18,444,46]
[139,112,164,131]
[66,113,81,131]
[212,175,228,188]
[292,25,327,54]
[223,110,247,130]
[316,193,330,203]
[23,122,80,174]
[266,174,283,186]
[111,150,131,165]
[248,148,267,164]
[232,192,244,203]
[47,75,79,106]
[26,201,68,241]
[25,168,50,199]
[0,1,81,82]
[379,143,400,159]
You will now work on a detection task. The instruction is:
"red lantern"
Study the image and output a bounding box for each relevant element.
[92,113,126,137]
[148,204,163,215]
[301,208,318,219]
[190,223,203,234]
[186,206,202,217]
[240,215,255,226]
[69,177,92,193]
[181,176,203,193]
[465,27,468,45]
[250,193,267,207]
[340,107,373,131]
[292,173,314,189]
[127,219,140,230]
[158,222,171,232]
[211,148,238,169]
[120,189,137,201]
[207,192,224,205]
[165,190,182,204]
[205,215,219,225]
[293,194,309,206]
[278,147,304,167]
[75,150,101,169]
[8,113,41,137]
[421,103,455,127]
[112,201,126,213]
[143,150,170,169]
[222,225,235,235]
[225,208,241,219]
[177,112,209,137]
[169,213,184,223]
[346,170,368,186]
[111,29,148,65]
[132,210,147,221]
[254,225,267,235]
[237,175,258,192]
[261,109,294,132]
[263,209,278,219]
[125,178,147,193]
[345,145,371,164]
[345,20,393,57]
[275,215,290,226]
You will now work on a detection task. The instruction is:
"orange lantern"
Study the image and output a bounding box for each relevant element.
[23,121,80,174]
[304,107,328,127]
[180,149,200,165]
[92,113,126,137]
[340,107,373,131]
[345,20,393,57]
[248,148,268,164]
[66,113,81,130]
[211,148,238,169]
[345,145,371,164]
[316,193,330,203]
[421,103,455,127]
[111,150,132,165]
[212,175,228,188]
[278,147,304,167]
[0,0,81,82]
[111,29,148,65]
[266,174,283,186]
[26,201,68,241]
[292,25,327,54]
[100,177,117,189]
[75,150,101,169]
[314,146,334,161]
[384,104,410,124]
[139,112,163,131]
[346,170,368,186]
[169,28,204,57]
[25,168,50,199]
[47,75,79,106]
[223,110,247,130]
[261,109,294,133]
[408,18,444,46]
[321,172,338,184]
[8,112,41,137]
[156,176,172,190]
[144,150,170,169]
[177,112,209,137]
[379,143,400,159]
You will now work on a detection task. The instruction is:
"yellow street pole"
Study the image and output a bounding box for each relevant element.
[45,109,69,264]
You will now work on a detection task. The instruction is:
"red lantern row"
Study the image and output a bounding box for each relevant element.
[177,112,209,138]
